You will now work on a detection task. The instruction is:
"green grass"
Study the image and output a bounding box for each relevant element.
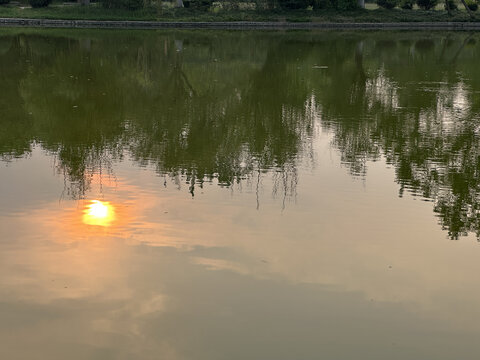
[0,2,477,22]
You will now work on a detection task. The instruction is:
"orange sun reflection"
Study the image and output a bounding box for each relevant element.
[82,200,115,227]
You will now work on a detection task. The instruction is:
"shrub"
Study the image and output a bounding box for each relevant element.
[399,0,414,8]
[466,0,478,10]
[29,0,51,7]
[376,0,397,8]
[183,0,213,10]
[183,0,212,8]
[102,0,143,9]
[0,0,10,5]
[416,0,437,9]
[337,0,358,10]
[312,0,334,8]
[444,0,457,9]
[278,0,311,9]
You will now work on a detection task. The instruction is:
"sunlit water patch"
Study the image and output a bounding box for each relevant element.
[82,200,115,227]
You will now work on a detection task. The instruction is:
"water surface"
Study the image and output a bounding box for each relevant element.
[1,29,480,359]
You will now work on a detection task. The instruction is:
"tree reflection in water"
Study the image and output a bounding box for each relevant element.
[1,30,480,238]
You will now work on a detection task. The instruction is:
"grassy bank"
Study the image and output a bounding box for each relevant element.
[0,3,477,22]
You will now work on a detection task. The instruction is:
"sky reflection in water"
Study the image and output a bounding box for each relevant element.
[1,29,480,360]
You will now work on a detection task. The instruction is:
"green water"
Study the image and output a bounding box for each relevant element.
[2,29,480,359]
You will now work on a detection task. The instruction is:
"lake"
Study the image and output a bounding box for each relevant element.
[1,29,480,359]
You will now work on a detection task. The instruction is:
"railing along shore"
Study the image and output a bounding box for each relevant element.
[1,18,480,29]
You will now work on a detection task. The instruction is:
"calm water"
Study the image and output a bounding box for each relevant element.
[2,29,480,359]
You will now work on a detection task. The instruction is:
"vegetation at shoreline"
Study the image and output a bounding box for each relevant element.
[0,0,479,22]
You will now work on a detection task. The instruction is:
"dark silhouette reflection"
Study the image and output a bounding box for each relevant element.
[313,32,480,239]
[2,30,480,238]
[0,31,312,201]
[0,35,32,158]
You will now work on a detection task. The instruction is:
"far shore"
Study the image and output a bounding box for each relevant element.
[1,3,480,29]
[2,17,480,29]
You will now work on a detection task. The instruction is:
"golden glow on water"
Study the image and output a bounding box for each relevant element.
[82,200,115,227]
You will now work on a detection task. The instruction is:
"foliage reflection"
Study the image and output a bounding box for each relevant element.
[2,30,480,239]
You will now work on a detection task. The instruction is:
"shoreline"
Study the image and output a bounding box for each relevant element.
[2,17,480,29]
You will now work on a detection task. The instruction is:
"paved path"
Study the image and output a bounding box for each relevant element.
[1,17,480,29]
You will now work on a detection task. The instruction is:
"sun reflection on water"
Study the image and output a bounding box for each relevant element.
[82,200,115,227]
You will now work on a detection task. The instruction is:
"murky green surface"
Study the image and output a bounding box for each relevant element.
[2,29,480,359]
